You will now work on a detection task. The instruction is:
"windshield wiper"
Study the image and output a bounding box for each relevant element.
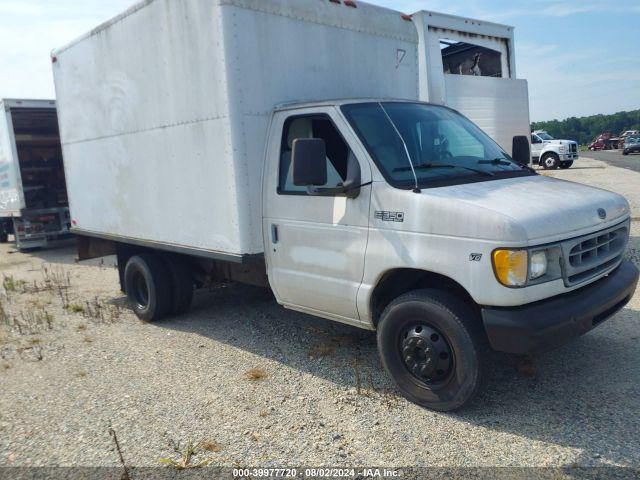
[479,157,537,174]
[394,163,494,177]
[477,158,512,166]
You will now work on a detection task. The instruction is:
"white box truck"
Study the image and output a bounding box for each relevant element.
[52,0,638,411]
[0,99,71,249]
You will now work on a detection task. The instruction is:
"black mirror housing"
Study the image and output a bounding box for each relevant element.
[512,135,531,165]
[292,138,327,186]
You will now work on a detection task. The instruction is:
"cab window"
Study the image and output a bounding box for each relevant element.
[278,115,350,195]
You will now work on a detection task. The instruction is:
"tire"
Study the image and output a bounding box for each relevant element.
[124,254,173,321]
[541,153,559,170]
[0,230,7,244]
[622,150,628,156]
[377,289,487,412]
[559,161,573,169]
[161,255,194,315]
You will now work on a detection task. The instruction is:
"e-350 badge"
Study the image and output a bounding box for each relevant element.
[375,211,405,222]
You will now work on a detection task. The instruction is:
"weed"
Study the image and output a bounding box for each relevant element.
[108,428,131,480]
[2,276,16,292]
[0,297,7,324]
[67,303,84,313]
[83,336,93,343]
[308,342,335,359]
[2,363,10,370]
[77,371,88,378]
[258,410,269,418]
[244,367,267,381]
[250,432,260,442]
[10,309,54,335]
[159,439,211,470]
[201,441,222,453]
[76,324,87,332]
[27,337,41,346]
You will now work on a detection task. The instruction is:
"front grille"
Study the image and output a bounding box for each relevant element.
[570,143,577,153]
[561,223,629,286]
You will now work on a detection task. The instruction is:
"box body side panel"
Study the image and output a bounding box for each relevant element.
[53,0,248,254]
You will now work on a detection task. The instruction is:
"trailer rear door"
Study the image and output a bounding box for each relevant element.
[0,103,25,214]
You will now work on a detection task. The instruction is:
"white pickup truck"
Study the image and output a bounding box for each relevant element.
[52,0,638,411]
[531,130,579,169]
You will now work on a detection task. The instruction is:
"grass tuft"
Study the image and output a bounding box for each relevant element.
[244,367,268,381]
[159,439,211,470]
[67,303,85,313]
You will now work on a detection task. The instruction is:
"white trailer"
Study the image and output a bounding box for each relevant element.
[53,0,637,411]
[0,99,71,248]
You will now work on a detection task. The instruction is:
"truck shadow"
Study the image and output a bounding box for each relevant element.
[158,281,640,467]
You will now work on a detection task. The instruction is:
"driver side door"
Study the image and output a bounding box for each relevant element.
[262,107,372,323]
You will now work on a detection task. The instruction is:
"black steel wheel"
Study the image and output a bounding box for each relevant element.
[400,323,454,386]
[377,289,487,411]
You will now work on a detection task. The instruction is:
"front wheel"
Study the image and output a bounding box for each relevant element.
[541,153,559,169]
[622,150,628,156]
[377,289,486,412]
[559,161,573,169]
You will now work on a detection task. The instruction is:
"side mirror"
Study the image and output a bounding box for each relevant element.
[512,135,531,165]
[292,138,327,187]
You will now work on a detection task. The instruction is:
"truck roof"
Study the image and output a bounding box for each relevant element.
[1,99,56,110]
[274,98,427,111]
[54,0,418,56]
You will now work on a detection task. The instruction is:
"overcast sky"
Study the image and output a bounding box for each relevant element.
[0,0,638,122]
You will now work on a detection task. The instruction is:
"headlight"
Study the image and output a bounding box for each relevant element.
[529,250,548,280]
[559,145,566,152]
[492,249,556,287]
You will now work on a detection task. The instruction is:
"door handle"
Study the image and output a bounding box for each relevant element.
[271,224,279,244]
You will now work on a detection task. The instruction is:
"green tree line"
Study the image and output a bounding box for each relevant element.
[531,109,640,145]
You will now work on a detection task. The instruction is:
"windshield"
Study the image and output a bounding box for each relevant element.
[537,132,554,140]
[341,102,533,189]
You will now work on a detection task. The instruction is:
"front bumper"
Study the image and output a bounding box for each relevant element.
[561,153,578,160]
[481,260,639,354]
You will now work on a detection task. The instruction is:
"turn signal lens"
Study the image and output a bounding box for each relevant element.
[493,249,528,287]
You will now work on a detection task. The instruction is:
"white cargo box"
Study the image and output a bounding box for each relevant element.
[0,99,60,215]
[53,0,419,259]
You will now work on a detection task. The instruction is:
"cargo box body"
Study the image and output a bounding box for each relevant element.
[53,0,419,258]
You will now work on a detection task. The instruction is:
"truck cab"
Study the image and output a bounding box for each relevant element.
[262,99,637,410]
[531,130,579,169]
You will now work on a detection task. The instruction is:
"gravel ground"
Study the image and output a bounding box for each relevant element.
[0,156,639,471]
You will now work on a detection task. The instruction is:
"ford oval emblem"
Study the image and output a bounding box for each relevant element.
[597,208,607,220]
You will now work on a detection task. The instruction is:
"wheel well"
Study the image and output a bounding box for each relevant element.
[370,269,478,327]
[542,151,559,159]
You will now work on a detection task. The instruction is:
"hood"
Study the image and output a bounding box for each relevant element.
[544,139,576,145]
[421,175,629,243]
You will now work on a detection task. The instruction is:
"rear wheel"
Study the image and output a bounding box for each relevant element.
[559,161,573,169]
[124,254,173,321]
[622,150,628,156]
[0,230,7,244]
[541,153,559,169]
[377,289,486,412]
[161,255,194,315]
